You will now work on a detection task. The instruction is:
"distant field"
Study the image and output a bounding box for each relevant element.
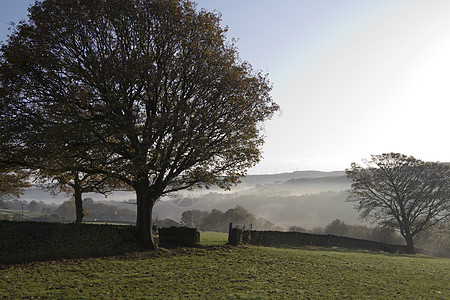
[200,231,228,245]
[0,209,42,220]
[1,245,448,299]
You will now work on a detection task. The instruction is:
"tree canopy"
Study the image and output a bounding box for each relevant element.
[346,153,450,253]
[0,166,30,201]
[0,0,278,248]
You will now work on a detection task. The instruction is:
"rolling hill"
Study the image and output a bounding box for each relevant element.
[17,170,358,230]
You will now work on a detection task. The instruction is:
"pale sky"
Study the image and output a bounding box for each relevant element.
[2,0,450,174]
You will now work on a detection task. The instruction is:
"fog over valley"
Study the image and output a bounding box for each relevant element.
[18,170,357,230]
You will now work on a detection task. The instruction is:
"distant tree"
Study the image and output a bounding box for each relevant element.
[346,153,450,253]
[318,219,403,244]
[254,217,282,231]
[56,200,76,222]
[323,219,377,241]
[0,199,7,209]
[310,227,325,234]
[182,206,279,232]
[368,227,404,245]
[28,200,39,212]
[0,0,278,249]
[5,199,26,210]
[324,219,349,236]
[83,198,95,206]
[288,226,306,232]
[201,209,224,232]
[81,200,136,223]
[181,209,209,228]
[414,221,450,256]
[41,206,49,215]
[221,205,255,230]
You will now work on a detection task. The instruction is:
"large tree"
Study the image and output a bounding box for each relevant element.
[0,0,278,249]
[346,153,450,253]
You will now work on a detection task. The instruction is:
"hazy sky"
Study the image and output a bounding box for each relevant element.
[1,0,449,174]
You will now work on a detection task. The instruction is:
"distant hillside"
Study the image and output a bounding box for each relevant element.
[153,190,358,231]
[237,170,346,188]
[152,171,357,230]
[18,188,134,205]
[281,175,350,193]
[17,170,359,230]
[18,170,348,203]
[229,173,350,197]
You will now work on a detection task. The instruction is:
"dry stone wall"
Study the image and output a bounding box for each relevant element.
[0,220,140,264]
[158,226,200,246]
[229,228,407,253]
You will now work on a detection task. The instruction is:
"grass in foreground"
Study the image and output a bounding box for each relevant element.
[1,245,449,299]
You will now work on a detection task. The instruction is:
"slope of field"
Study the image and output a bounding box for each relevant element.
[1,246,448,299]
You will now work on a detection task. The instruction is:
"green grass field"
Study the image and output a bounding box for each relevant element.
[0,208,44,220]
[1,241,449,299]
[199,231,228,245]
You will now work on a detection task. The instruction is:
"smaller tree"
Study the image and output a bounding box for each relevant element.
[368,227,403,245]
[346,153,450,253]
[41,171,125,224]
[324,219,349,236]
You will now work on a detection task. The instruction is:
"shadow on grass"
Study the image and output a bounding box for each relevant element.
[269,244,447,259]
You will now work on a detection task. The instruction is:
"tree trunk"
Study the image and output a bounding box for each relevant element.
[135,182,158,250]
[405,232,415,254]
[73,176,84,224]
